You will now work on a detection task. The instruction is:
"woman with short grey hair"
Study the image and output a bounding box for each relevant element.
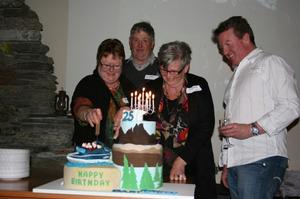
[147,41,217,199]
[158,41,191,70]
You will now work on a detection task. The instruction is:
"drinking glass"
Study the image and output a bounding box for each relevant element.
[219,118,233,149]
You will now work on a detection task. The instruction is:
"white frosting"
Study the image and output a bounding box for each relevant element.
[113,143,162,152]
[121,109,156,136]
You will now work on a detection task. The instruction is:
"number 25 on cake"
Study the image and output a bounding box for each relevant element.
[112,90,163,191]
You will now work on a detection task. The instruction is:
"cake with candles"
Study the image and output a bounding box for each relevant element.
[112,88,163,191]
[63,141,121,191]
[63,89,162,191]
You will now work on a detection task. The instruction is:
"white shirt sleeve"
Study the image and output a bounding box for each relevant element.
[257,55,300,135]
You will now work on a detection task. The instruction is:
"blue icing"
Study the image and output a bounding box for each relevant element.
[112,189,178,195]
[67,141,113,164]
[69,153,110,160]
[121,121,155,136]
[76,141,111,156]
[66,161,113,167]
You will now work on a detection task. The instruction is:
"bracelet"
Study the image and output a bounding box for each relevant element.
[84,111,88,121]
[80,110,88,122]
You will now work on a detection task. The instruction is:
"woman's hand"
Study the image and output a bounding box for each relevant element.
[113,106,130,139]
[170,156,187,182]
[78,106,102,127]
[84,108,102,127]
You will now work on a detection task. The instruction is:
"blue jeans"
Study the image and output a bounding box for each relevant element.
[228,156,288,199]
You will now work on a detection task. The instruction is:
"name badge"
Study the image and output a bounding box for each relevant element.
[145,75,159,80]
[186,85,202,94]
[122,97,129,104]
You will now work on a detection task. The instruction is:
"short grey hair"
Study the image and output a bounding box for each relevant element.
[130,21,155,42]
[158,41,192,70]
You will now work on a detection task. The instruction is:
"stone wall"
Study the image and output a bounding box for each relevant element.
[0,0,73,167]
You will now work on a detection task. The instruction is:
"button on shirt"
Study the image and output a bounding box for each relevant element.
[219,48,300,168]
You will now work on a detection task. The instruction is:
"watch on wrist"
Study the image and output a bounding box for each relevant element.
[251,122,259,136]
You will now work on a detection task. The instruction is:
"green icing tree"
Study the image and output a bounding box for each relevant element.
[154,163,163,188]
[154,163,160,181]
[122,155,130,189]
[139,163,154,190]
[128,164,138,190]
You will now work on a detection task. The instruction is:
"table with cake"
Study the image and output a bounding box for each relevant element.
[0,165,195,199]
[21,90,194,198]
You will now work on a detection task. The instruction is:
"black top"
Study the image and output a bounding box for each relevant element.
[145,73,217,198]
[71,69,135,146]
[122,57,160,89]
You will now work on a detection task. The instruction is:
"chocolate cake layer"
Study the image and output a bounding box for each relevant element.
[119,123,156,145]
[112,144,162,167]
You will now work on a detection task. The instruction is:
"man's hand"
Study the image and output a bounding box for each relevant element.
[219,123,252,139]
[221,165,229,188]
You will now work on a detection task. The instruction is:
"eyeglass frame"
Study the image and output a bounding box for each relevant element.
[160,66,185,76]
[100,62,122,70]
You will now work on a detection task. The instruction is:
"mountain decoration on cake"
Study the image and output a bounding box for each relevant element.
[119,123,156,145]
[121,155,162,190]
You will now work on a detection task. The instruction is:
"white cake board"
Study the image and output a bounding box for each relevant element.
[33,178,195,199]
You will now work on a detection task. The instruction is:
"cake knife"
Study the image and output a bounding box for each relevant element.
[95,123,100,141]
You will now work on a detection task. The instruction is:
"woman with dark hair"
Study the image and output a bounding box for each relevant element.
[71,39,135,148]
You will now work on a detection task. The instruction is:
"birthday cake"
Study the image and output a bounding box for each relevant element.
[112,89,163,191]
[64,89,163,192]
[63,142,120,191]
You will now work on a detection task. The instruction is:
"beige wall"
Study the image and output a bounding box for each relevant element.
[26,0,68,92]
[25,1,300,180]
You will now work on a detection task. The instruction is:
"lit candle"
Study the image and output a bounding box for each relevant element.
[145,92,148,111]
[130,92,133,109]
[138,94,141,109]
[152,94,155,111]
[142,87,145,110]
[148,91,152,110]
[134,91,137,109]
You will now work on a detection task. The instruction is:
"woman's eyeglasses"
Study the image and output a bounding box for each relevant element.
[160,67,185,76]
[101,62,121,70]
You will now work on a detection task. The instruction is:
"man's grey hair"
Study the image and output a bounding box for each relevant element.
[130,21,155,41]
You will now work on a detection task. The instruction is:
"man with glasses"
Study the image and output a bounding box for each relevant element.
[122,21,160,89]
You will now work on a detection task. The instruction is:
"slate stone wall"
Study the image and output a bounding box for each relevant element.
[0,0,73,167]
